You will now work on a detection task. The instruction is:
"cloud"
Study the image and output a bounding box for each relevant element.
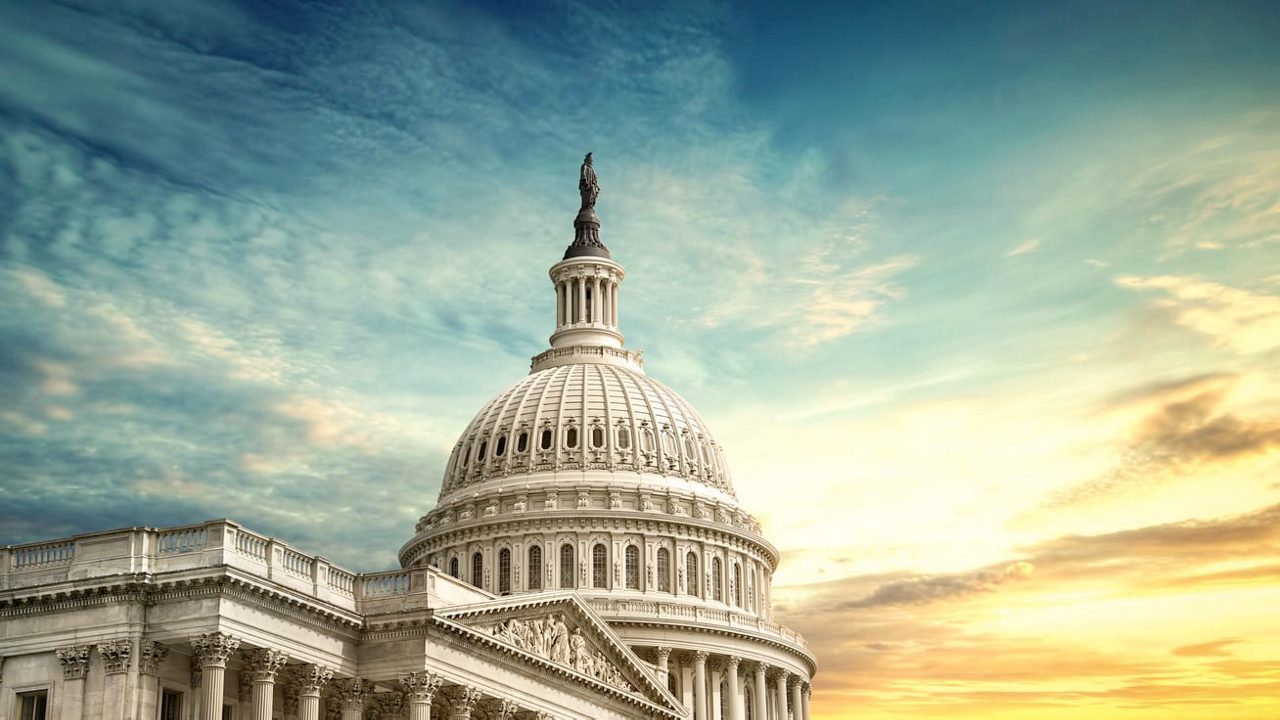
[1171,638,1240,657]
[1116,274,1280,354]
[1049,374,1280,507]
[1005,238,1041,257]
[840,561,1034,609]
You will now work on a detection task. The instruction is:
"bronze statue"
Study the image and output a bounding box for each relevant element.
[579,152,599,212]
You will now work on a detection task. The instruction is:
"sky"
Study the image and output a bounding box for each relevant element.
[2,0,1279,717]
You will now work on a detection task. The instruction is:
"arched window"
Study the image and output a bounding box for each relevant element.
[471,552,484,589]
[657,548,671,592]
[498,548,511,594]
[566,426,579,449]
[719,682,728,719]
[449,556,459,579]
[460,443,471,467]
[625,545,640,589]
[640,426,654,452]
[744,688,754,720]
[712,557,723,601]
[477,441,487,461]
[686,551,699,597]
[591,426,605,448]
[517,431,529,453]
[559,543,575,589]
[495,435,507,457]
[617,426,631,449]
[734,562,744,607]
[540,428,553,450]
[528,545,543,590]
[592,543,608,588]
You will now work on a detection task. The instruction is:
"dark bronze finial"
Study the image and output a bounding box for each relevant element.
[566,152,610,259]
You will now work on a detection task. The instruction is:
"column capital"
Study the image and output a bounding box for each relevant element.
[725,655,742,670]
[243,647,290,682]
[443,684,483,717]
[655,646,672,661]
[295,663,335,694]
[139,640,169,676]
[479,698,520,720]
[693,650,709,664]
[803,682,813,698]
[789,675,806,690]
[191,632,241,668]
[370,690,406,717]
[399,670,444,703]
[334,677,373,710]
[751,661,770,675]
[56,644,91,680]
[98,638,133,675]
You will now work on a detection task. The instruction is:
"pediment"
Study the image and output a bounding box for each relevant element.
[433,592,680,714]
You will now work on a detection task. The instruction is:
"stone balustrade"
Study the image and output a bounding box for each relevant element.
[587,597,810,652]
[0,520,488,614]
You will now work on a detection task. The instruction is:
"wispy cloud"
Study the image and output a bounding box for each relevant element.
[1117,274,1280,354]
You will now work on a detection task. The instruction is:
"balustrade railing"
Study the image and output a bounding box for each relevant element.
[327,566,356,596]
[11,539,75,569]
[281,547,314,577]
[157,526,207,554]
[587,597,809,650]
[361,570,411,597]
[233,528,269,561]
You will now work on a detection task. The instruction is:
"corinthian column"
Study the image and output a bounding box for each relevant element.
[334,678,373,720]
[243,648,289,720]
[724,656,742,720]
[444,685,482,720]
[790,677,804,720]
[98,639,133,720]
[400,671,444,720]
[692,651,708,720]
[56,645,91,720]
[137,641,169,720]
[293,664,334,720]
[655,647,671,689]
[774,670,789,720]
[801,683,812,720]
[752,663,767,720]
[190,633,241,720]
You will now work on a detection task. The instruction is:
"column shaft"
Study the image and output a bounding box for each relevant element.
[774,673,788,720]
[791,681,803,720]
[298,690,321,720]
[200,665,227,720]
[601,278,610,326]
[576,277,586,324]
[252,679,274,720]
[693,653,708,720]
[725,658,743,720]
[556,282,565,327]
[753,666,768,720]
[656,647,671,690]
[801,686,812,720]
[612,282,618,325]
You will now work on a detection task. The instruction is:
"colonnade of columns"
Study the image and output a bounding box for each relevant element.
[554,272,619,330]
[183,633,556,720]
[654,646,812,720]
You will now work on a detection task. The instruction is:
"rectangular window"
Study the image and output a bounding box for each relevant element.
[160,689,183,720]
[222,704,234,720]
[18,690,48,720]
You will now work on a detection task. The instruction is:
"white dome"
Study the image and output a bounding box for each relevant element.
[438,362,735,502]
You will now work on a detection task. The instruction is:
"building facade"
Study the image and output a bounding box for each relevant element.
[0,157,816,720]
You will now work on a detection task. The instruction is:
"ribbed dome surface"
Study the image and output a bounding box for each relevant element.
[439,363,735,500]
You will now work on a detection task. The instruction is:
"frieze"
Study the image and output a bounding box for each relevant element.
[487,614,635,692]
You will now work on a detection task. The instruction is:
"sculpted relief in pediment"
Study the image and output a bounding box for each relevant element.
[487,614,635,693]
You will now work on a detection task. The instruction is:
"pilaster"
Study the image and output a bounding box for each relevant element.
[98,639,133,720]
[56,645,91,720]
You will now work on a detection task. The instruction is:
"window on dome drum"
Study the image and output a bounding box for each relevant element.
[640,427,654,452]
[712,557,723,601]
[566,426,579,448]
[498,548,511,595]
[657,547,671,592]
[617,426,630,449]
[559,544,575,589]
[528,545,543,590]
[591,426,604,448]
[734,563,744,606]
[540,428,553,450]
[471,552,483,589]
[625,545,639,589]
[685,435,697,458]
[516,431,529,453]
[661,431,676,455]
[495,435,506,457]
[476,441,487,461]
[449,557,459,579]
[460,444,470,467]
[18,690,48,720]
[592,543,608,588]
[686,551,699,597]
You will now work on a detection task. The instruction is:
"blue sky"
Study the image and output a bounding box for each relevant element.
[3,2,1280,716]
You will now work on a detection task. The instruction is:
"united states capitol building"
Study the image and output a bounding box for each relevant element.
[0,156,816,720]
